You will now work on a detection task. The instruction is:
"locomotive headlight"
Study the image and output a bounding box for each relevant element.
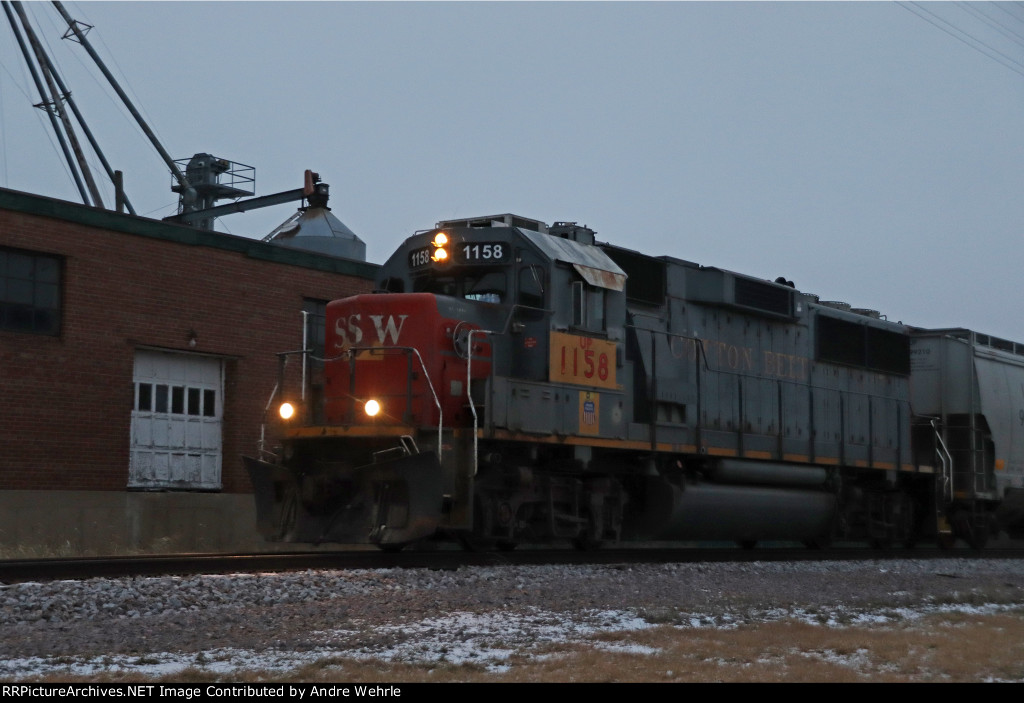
[279,401,296,420]
[364,399,381,417]
[430,232,449,263]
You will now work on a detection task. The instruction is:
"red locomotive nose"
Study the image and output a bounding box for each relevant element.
[323,293,489,427]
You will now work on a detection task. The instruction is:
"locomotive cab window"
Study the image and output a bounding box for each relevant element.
[517,265,545,309]
[465,271,506,303]
[414,270,507,303]
[379,277,405,293]
[571,279,606,333]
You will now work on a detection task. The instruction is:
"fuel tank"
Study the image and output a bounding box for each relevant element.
[631,476,836,544]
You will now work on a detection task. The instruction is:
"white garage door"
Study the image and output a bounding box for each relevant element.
[130,350,223,490]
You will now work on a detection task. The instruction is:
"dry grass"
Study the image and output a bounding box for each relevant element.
[30,610,1024,683]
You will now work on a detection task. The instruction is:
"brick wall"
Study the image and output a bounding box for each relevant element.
[0,191,376,493]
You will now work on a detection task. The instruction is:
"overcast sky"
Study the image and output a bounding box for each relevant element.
[2,1,1023,341]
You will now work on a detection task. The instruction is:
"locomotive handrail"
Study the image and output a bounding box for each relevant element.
[467,328,501,476]
[274,348,315,424]
[931,417,954,501]
[257,380,281,459]
[327,345,444,462]
[278,345,445,461]
[256,350,310,458]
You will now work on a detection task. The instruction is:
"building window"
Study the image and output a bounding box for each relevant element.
[0,247,61,335]
[135,382,217,417]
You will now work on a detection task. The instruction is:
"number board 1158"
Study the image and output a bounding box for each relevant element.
[458,242,507,263]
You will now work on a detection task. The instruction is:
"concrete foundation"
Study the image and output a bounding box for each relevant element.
[0,490,317,557]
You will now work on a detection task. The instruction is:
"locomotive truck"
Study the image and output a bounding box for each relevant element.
[245,213,1024,550]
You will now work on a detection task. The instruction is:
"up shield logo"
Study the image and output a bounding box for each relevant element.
[579,391,600,436]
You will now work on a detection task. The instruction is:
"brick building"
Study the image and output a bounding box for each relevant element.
[0,187,377,554]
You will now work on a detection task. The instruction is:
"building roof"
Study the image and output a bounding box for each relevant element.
[0,187,379,279]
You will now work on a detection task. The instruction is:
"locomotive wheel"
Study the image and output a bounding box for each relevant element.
[572,511,603,551]
[376,542,407,553]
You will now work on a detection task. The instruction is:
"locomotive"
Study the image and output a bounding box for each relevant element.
[245,213,1024,550]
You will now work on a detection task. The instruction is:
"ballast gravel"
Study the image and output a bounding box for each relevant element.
[0,557,1022,678]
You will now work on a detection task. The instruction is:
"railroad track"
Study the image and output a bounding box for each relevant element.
[2,542,1022,584]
